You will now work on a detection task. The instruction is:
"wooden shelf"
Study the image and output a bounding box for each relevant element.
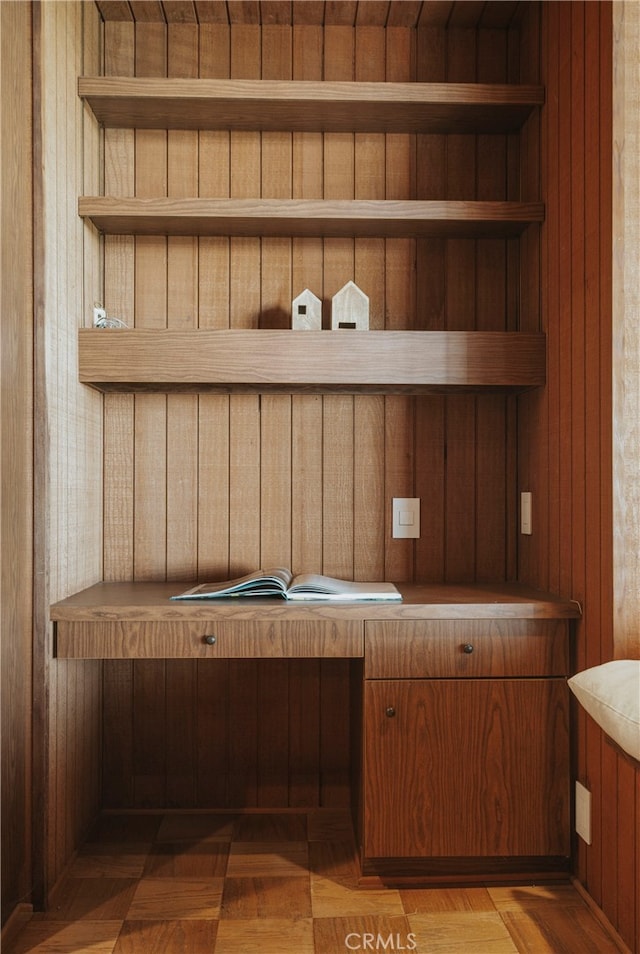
[79,78,544,133]
[79,197,544,238]
[78,329,546,394]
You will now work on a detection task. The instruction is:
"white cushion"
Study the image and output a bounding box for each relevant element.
[568,660,640,761]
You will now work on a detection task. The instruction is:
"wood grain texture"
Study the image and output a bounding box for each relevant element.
[79,76,543,132]
[50,581,581,623]
[29,0,104,908]
[95,2,523,30]
[79,196,544,237]
[91,19,544,820]
[56,619,364,659]
[612,0,640,661]
[364,619,570,678]
[611,10,640,949]
[363,678,570,860]
[515,6,638,953]
[6,813,626,952]
[78,329,546,391]
[1,0,34,926]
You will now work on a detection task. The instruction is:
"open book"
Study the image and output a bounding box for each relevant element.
[171,567,402,602]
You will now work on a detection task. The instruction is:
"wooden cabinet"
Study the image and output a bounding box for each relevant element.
[359,619,571,880]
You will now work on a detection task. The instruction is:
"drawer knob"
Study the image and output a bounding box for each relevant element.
[204,634,217,646]
[385,706,396,718]
[463,643,474,654]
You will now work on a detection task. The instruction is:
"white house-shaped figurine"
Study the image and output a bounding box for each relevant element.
[331,281,369,330]
[292,288,322,330]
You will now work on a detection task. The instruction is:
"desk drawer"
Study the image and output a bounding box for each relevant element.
[364,619,569,678]
[55,619,363,659]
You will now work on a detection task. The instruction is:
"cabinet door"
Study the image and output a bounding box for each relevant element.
[363,678,569,859]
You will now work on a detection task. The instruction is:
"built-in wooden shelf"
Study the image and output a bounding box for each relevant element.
[78,329,546,394]
[79,197,544,238]
[79,78,544,133]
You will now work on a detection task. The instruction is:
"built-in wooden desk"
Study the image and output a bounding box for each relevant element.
[50,582,580,883]
[51,580,579,658]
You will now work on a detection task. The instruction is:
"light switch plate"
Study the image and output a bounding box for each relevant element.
[521,491,533,535]
[392,498,420,538]
[575,780,592,844]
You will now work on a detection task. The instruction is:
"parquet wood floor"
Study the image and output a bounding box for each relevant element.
[4,811,626,954]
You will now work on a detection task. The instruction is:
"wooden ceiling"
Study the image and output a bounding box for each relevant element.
[94,1,524,29]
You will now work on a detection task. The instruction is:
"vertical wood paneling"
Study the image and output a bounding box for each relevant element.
[354,27,385,583]
[291,23,323,579]
[610,10,639,949]
[384,28,416,586]
[130,20,169,810]
[0,0,33,924]
[134,23,168,583]
[101,19,523,814]
[103,22,135,584]
[444,28,478,585]
[226,25,262,813]
[612,0,640,664]
[165,22,200,809]
[322,25,355,582]
[197,22,230,581]
[518,6,638,953]
[414,26,446,583]
[101,17,136,821]
[475,27,511,584]
[30,0,104,903]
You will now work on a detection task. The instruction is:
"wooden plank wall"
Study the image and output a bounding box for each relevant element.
[100,17,523,809]
[34,0,104,901]
[0,0,34,928]
[519,5,638,953]
[612,0,640,662]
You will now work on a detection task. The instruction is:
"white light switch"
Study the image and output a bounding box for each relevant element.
[393,498,420,538]
[521,492,532,535]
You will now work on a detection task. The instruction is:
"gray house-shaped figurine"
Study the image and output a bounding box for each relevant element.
[292,288,322,330]
[331,281,369,330]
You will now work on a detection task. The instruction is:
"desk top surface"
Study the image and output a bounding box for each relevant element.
[51,581,582,622]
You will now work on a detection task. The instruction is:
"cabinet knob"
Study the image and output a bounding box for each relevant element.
[462,643,474,654]
[204,634,217,646]
[385,706,396,718]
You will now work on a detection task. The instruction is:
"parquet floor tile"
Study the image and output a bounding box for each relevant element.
[406,912,519,953]
[497,906,625,954]
[214,916,314,954]
[3,920,123,954]
[400,886,496,914]
[310,876,405,919]
[225,841,309,878]
[3,810,627,954]
[220,876,312,919]
[67,844,149,880]
[126,877,223,921]
[308,840,361,884]
[39,878,138,922]
[142,841,229,878]
[111,919,218,954]
[313,915,414,954]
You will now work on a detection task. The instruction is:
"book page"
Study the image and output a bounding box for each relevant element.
[172,567,292,599]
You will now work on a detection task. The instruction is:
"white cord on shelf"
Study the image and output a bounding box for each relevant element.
[93,303,128,328]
